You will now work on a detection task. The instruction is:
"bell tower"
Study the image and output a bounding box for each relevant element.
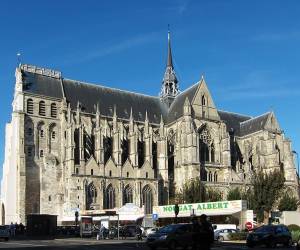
[160,29,179,107]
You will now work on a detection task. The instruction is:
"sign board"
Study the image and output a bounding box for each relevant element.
[152,213,158,221]
[245,221,253,230]
[80,216,93,237]
[153,200,247,218]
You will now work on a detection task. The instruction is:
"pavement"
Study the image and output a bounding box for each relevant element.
[0,237,297,249]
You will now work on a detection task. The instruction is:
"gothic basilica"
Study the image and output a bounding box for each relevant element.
[1,33,298,224]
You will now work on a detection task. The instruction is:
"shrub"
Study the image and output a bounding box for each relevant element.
[228,232,248,241]
[288,224,300,232]
[291,230,300,243]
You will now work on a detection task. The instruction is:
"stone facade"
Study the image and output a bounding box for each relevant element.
[1,35,299,225]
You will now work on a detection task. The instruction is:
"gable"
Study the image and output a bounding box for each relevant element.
[85,156,101,176]
[137,161,154,179]
[192,78,220,121]
[264,112,281,132]
[122,159,135,178]
[105,158,119,177]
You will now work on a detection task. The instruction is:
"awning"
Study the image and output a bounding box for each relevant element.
[117,203,144,221]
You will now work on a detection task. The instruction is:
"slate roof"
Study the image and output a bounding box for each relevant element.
[20,64,271,135]
[167,82,199,123]
[62,79,168,124]
[218,110,251,135]
[23,71,64,99]
[239,112,270,136]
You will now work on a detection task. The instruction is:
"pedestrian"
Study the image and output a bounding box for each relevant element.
[99,224,105,240]
[191,216,201,250]
[15,222,19,236]
[199,214,214,250]
[9,222,15,237]
[122,226,128,240]
[19,223,25,235]
[136,226,142,241]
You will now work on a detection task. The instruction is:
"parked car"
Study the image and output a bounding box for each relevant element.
[214,228,238,241]
[146,224,194,250]
[144,227,159,237]
[246,224,292,248]
[121,224,139,237]
[0,225,9,241]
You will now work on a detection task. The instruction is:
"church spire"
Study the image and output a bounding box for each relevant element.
[160,27,179,107]
[167,30,173,68]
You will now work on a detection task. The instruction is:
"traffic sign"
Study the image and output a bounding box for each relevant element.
[152,213,158,221]
[245,221,253,230]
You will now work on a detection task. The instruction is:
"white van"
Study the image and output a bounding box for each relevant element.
[212,224,237,231]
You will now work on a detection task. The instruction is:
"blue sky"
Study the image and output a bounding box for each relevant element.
[0,0,300,179]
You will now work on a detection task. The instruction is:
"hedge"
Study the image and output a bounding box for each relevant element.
[291,230,300,243]
[288,224,300,232]
[228,232,248,241]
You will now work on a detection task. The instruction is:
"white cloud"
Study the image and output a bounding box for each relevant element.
[63,31,160,65]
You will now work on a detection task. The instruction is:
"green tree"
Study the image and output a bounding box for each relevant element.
[181,177,223,203]
[227,187,242,201]
[182,177,206,203]
[278,193,298,211]
[251,169,285,223]
[205,188,223,202]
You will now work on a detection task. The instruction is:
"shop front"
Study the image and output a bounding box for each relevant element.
[153,200,253,229]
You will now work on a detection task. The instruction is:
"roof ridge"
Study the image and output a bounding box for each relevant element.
[240,111,271,125]
[218,109,252,119]
[177,81,200,96]
[63,78,160,99]
[169,81,200,110]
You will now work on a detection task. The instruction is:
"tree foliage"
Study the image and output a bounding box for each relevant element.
[205,188,223,202]
[179,177,222,203]
[278,193,298,211]
[182,177,206,203]
[251,169,285,223]
[227,187,242,201]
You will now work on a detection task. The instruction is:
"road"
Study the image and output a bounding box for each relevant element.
[0,238,297,249]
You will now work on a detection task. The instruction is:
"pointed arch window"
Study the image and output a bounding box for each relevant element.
[201,95,206,106]
[84,130,95,161]
[201,167,207,181]
[74,128,80,165]
[39,101,46,116]
[121,138,129,165]
[86,182,97,210]
[27,99,34,114]
[138,139,145,167]
[51,103,57,118]
[123,185,133,205]
[152,141,157,170]
[104,136,112,164]
[142,185,153,214]
[105,184,115,209]
[199,128,212,163]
